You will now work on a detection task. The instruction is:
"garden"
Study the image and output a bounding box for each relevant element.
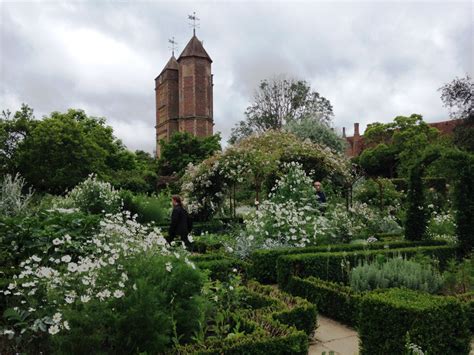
[0,126,473,354]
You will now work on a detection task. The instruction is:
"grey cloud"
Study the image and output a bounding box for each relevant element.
[1,1,472,152]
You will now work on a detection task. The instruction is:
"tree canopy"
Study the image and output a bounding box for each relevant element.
[157,132,221,177]
[358,114,440,177]
[229,77,334,143]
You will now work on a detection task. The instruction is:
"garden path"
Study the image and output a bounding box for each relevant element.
[309,315,359,355]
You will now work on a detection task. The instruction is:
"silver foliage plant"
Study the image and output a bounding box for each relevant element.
[0,173,33,217]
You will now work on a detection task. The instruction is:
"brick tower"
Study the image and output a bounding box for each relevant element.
[155,34,214,157]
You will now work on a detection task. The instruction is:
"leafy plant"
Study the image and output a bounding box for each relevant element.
[0,173,33,217]
[349,256,443,293]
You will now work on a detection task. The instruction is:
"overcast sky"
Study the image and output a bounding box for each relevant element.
[1,0,472,154]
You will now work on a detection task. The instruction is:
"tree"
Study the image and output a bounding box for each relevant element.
[16,109,128,194]
[439,75,473,120]
[285,117,346,153]
[157,132,221,177]
[229,77,334,143]
[359,114,440,177]
[0,104,36,175]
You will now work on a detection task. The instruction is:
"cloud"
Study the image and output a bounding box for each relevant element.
[1,1,472,152]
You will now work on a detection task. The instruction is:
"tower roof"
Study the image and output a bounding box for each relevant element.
[178,35,212,62]
[156,55,179,78]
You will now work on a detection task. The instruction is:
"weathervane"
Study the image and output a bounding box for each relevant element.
[168,37,178,56]
[188,12,200,36]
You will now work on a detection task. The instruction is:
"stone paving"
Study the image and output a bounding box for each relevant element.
[309,315,359,355]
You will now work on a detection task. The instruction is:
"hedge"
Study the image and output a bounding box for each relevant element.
[175,282,312,354]
[192,254,250,281]
[243,281,317,336]
[359,288,470,354]
[276,245,458,287]
[284,276,362,327]
[250,240,447,284]
[391,177,447,192]
[457,292,474,333]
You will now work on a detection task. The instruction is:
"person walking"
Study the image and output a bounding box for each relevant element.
[168,195,192,248]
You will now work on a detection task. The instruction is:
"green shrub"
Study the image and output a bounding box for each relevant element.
[276,245,458,288]
[121,191,171,225]
[359,288,470,354]
[442,257,473,295]
[349,257,443,293]
[284,276,361,327]
[0,173,33,217]
[250,240,448,284]
[354,178,402,208]
[175,310,308,355]
[244,281,317,336]
[66,174,121,214]
[405,165,429,241]
[51,254,207,354]
[192,255,250,281]
[191,233,233,254]
[456,292,474,333]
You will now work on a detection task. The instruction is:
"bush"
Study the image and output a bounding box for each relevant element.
[284,276,361,327]
[66,174,121,214]
[192,254,250,281]
[51,254,206,354]
[349,257,443,293]
[359,288,470,354]
[244,281,317,336]
[0,173,33,217]
[405,165,429,241]
[249,240,448,284]
[276,245,458,288]
[353,178,401,209]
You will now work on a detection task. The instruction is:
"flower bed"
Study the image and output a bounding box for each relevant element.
[249,240,448,284]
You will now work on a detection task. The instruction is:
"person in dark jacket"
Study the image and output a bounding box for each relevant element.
[168,195,192,248]
[314,181,327,203]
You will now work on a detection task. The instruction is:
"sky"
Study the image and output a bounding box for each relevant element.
[1,0,472,154]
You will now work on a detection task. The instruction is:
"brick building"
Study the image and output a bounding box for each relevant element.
[155,34,214,157]
[343,119,462,157]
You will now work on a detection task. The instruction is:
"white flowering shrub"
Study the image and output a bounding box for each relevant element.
[181,131,350,219]
[0,210,194,352]
[427,209,457,243]
[234,163,322,257]
[0,173,33,217]
[66,174,121,214]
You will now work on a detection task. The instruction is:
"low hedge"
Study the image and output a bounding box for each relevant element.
[250,240,447,284]
[277,245,457,287]
[359,288,470,354]
[243,281,317,336]
[192,255,250,281]
[284,276,362,327]
[175,311,308,354]
[457,292,474,333]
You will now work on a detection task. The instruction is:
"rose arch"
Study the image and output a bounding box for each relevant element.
[181,130,351,220]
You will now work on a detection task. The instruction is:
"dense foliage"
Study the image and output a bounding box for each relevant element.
[349,257,443,293]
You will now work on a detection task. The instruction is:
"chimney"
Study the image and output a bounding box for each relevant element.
[354,123,360,136]
[342,127,346,138]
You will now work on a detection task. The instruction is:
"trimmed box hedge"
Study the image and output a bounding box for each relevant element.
[457,292,474,333]
[175,282,313,354]
[277,245,458,287]
[243,281,317,336]
[284,276,362,327]
[250,240,447,284]
[192,255,250,281]
[359,288,471,354]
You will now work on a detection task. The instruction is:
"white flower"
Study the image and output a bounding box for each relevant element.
[31,255,42,263]
[165,262,173,272]
[52,238,63,246]
[53,312,62,323]
[108,257,115,265]
[65,296,74,304]
[67,262,78,272]
[48,325,60,335]
[81,295,91,303]
[63,321,70,330]
[113,290,124,298]
[61,255,72,263]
